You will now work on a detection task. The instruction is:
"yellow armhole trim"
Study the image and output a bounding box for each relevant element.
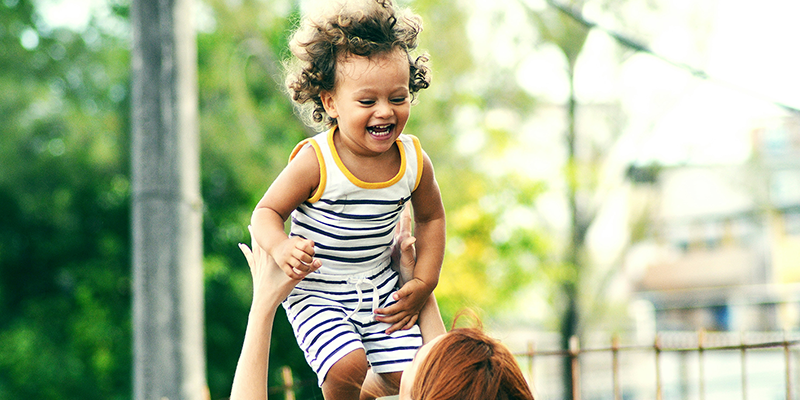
[328,128,406,189]
[408,135,424,191]
[289,138,326,203]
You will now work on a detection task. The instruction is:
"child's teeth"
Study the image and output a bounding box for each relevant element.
[370,125,391,134]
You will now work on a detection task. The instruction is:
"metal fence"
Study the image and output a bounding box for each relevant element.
[265,330,800,400]
[515,330,800,400]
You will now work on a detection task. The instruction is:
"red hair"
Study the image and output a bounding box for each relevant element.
[411,328,534,400]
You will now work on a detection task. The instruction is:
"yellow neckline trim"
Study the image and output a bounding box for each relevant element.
[328,127,406,189]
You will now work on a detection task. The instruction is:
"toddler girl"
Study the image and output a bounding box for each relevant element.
[249,1,445,398]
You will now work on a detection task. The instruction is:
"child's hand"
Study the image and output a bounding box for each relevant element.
[239,226,319,308]
[374,278,433,334]
[271,236,322,280]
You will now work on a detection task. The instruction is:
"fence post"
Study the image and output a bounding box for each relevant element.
[654,334,662,400]
[698,329,706,400]
[612,335,621,400]
[784,331,792,400]
[570,336,581,400]
[280,366,295,400]
[679,350,689,400]
[740,332,748,400]
[527,341,536,388]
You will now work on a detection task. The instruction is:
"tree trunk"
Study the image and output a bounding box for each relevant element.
[561,60,583,400]
[131,0,206,398]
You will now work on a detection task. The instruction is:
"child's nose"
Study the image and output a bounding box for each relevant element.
[375,101,394,118]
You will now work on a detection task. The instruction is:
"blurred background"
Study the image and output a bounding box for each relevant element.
[1,0,798,398]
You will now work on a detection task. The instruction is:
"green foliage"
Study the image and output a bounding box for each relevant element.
[0,1,131,398]
[405,0,550,327]
[437,173,550,322]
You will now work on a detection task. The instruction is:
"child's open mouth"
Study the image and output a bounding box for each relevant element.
[367,124,394,137]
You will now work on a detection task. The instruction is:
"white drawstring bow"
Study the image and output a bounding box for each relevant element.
[344,277,380,322]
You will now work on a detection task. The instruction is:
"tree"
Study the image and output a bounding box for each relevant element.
[0,0,132,398]
[519,0,663,396]
[130,0,206,397]
[523,1,591,395]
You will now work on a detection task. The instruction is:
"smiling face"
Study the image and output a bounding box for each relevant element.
[320,48,411,158]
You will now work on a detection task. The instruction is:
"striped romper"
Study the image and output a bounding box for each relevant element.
[283,127,424,386]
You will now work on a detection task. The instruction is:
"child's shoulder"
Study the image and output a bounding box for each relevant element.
[288,142,321,169]
[289,130,330,163]
[398,133,422,149]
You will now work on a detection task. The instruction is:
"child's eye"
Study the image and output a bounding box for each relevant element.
[391,97,407,104]
[358,100,376,106]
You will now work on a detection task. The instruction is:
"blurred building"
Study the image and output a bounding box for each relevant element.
[626,115,800,332]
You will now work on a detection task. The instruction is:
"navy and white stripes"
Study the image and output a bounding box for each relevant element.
[291,197,409,274]
[288,128,421,276]
[283,264,422,386]
[281,129,425,386]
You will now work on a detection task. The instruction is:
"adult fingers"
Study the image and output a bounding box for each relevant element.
[398,206,413,237]
[238,243,254,270]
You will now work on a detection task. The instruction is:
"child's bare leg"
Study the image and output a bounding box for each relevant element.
[360,370,402,400]
[321,349,369,400]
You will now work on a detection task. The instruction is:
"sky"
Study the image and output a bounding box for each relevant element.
[535,0,800,166]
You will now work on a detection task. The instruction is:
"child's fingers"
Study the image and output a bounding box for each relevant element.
[290,238,318,270]
[403,314,418,331]
[374,301,400,318]
[277,261,304,280]
[289,257,316,274]
[287,258,321,279]
[384,315,412,335]
[295,238,316,255]
[392,284,411,301]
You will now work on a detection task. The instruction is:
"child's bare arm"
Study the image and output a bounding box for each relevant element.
[376,151,445,333]
[251,146,322,279]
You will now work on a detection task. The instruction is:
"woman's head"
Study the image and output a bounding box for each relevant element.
[286,0,431,128]
[401,328,535,400]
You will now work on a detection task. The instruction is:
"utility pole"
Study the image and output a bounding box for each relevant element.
[131,0,206,397]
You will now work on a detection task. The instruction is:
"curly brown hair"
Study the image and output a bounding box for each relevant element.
[285,0,431,128]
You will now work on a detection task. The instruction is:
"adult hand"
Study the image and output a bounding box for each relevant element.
[391,206,417,285]
[232,226,319,400]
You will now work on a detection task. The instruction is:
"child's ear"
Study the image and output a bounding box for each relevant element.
[320,91,339,119]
